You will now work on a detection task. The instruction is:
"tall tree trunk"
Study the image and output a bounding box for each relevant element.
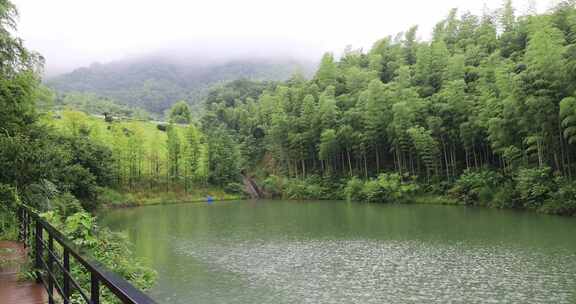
[363,153,368,178]
[465,148,470,170]
[442,139,450,180]
[347,150,353,176]
[375,145,380,172]
[473,146,478,168]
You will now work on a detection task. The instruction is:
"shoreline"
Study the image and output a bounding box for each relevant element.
[98,186,245,210]
[100,190,576,218]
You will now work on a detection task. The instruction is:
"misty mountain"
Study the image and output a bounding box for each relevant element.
[45,56,316,115]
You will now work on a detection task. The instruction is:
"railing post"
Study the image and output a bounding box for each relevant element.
[20,208,157,304]
[18,207,24,244]
[91,272,100,304]
[23,208,28,246]
[48,235,55,304]
[35,219,43,284]
[63,249,70,304]
[27,211,32,248]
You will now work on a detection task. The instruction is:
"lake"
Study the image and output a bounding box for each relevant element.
[100,200,576,304]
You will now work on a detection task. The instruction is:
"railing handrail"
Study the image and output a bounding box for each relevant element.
[18,204,157,304]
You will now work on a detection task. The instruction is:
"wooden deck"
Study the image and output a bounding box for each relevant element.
[0,241,47,304]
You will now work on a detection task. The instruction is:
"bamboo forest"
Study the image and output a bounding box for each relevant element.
[1,0,576,303]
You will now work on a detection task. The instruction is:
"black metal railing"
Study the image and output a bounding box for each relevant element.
[18,205,157,304]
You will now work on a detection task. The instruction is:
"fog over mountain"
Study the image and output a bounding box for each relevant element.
[42,39,324,77]
[13,0,549,76]
[46,52,316,115]
[19,0,551,116]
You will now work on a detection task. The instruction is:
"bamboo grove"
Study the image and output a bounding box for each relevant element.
[52,109,241,191]
[202,1,576,184]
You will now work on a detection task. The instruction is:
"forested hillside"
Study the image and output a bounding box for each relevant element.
[2,0,576,299]
[201,1,576,215]
[46,57,315,115]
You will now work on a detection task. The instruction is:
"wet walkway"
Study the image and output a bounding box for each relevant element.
[0,241,46,304]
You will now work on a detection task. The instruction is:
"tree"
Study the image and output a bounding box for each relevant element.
[560,96,576,144]
[61,110,92,137]
[0,0,42,136]
[315,53,340,91]
[206,127,242,185]
[166,125,181,181]
[499,0,515,32]
[318,86,339,129]
[196,2,576,190]
[408,126,440,181]
[183,124,201,191]
[318,129,339,173]
[169,101,192,124]
[403,26,419,65]
[516,19,566,168]
[0,0,42,77]
[362,79,390,172]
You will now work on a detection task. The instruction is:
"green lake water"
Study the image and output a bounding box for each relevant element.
[100,200,576,303]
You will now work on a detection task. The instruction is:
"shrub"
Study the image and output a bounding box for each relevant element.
[344,177,365,202]
[21,179,59,211]
[514,167,555,209]
[284,178,328,200]
[423,181,451,195]
[449,169,503,205]
[58,164,99,209]
[490,182,520,209]
[52,192,83,217]
[540,180,576,216]
[0,184,18,240]
[261,175,284,197]
[357,173,418,203]
[41,211,156,302]
[0,183,17,210]
[97,187,133,206]
[224,182,245,194]
[263,175,343,200]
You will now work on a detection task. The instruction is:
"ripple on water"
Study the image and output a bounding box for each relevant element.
[176,239,576,304]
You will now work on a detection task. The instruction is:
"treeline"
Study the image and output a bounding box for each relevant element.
[201,1,576,214]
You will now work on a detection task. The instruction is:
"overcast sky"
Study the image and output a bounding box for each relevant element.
[12,0,552,75]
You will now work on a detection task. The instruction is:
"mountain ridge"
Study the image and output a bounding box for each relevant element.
[46,55,317,115]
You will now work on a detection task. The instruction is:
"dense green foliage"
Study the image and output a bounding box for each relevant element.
[0,0,156,296]
[2,1,576,301]
[0,184,19,239]
[345,174,419,203]
[169,101,192,123]
[41,211,156,303]
[449,169,504,205]
[46,58,315,115]
[202,1,576,215]
[261,175,340,200]
[47,109,243,193]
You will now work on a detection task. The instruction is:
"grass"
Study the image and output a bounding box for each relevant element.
[0,212,18,241]
[99,185,245,208]
[411,194,460,206]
